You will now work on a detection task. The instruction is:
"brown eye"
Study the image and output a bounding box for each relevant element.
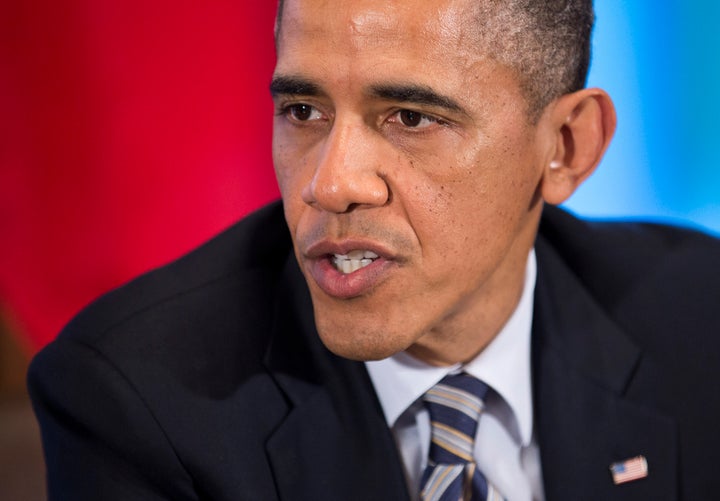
[399,110,422,127]
[289,104,314,121]
[395,109,438,129]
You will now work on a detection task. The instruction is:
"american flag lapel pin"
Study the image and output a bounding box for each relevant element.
[610,455,649,485]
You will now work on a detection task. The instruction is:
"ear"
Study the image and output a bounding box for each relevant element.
[539,88,616,205]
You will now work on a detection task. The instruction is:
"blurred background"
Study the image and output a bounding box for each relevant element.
[0,1,718,499]
[570,1,720,233]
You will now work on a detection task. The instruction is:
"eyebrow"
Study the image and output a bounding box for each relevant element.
[269,76,466,115]
[269,75,323,98]
[369,83,465,114]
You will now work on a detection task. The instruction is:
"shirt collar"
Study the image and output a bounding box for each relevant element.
[365,249,536,447]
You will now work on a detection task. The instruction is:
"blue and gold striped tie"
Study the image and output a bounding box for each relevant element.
[419,373,505,501]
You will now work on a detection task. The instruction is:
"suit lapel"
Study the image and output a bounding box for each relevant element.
[533,236,678,500]
[262,256,410,501]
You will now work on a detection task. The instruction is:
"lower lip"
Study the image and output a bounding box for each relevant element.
[307,256,394,299]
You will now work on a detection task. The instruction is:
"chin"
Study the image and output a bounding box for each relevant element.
[315,323,413,362]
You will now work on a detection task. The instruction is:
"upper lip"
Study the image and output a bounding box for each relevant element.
[304,238,396,260]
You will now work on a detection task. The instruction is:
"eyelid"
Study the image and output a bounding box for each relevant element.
[277,101,327,122]
[387,108,445,129]
[273,95,317,111]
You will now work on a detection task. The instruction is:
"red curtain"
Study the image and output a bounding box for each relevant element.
[0,1,280,352]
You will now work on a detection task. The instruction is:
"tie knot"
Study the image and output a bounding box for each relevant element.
[424,373,489,465]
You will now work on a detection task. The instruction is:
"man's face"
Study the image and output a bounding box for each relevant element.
[272,0,550,364]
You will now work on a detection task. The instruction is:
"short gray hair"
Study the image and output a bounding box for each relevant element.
[470,0,594,120]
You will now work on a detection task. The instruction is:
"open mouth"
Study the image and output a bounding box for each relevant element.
[331,250,379,274]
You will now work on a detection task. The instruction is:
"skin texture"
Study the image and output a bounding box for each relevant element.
[272,0,615,365]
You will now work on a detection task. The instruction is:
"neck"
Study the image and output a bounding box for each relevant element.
[406,246,533,366]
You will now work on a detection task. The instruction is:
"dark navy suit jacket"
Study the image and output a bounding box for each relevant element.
[29,201,720,500]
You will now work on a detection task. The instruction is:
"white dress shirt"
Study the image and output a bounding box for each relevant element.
[365,250,544,501]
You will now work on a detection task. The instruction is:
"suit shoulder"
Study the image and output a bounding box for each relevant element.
[541,204,718,250]
[540,205,719,277]
[538,204,720,319]
[52,200,291,349]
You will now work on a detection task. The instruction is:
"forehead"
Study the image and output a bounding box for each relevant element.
[278,0,479,42]
[276,0,487,74]
[274,0,522,114]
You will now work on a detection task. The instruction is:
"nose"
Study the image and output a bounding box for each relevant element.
[301,122,390,213]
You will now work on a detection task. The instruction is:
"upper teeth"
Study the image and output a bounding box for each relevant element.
[333,250,379,274]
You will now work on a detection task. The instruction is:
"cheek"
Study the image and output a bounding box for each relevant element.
[398,147,490,230]
[273,135,313,213]
[398,141,537,262]
[397,167,490,275]
[272,134,297,196]
[273,166,304,244]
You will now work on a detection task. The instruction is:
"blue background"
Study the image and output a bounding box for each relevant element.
[564,1,719,234]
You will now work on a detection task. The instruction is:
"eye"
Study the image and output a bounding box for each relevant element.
[392,109,440,129]
[284,103,324,122]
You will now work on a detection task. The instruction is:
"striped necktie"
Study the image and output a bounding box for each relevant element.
[419,373,505,501]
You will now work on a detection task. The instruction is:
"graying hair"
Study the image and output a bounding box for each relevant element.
[470,0,593,120]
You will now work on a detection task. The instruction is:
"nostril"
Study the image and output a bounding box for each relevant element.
[301,184,316,205]
[385,186,393,205]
